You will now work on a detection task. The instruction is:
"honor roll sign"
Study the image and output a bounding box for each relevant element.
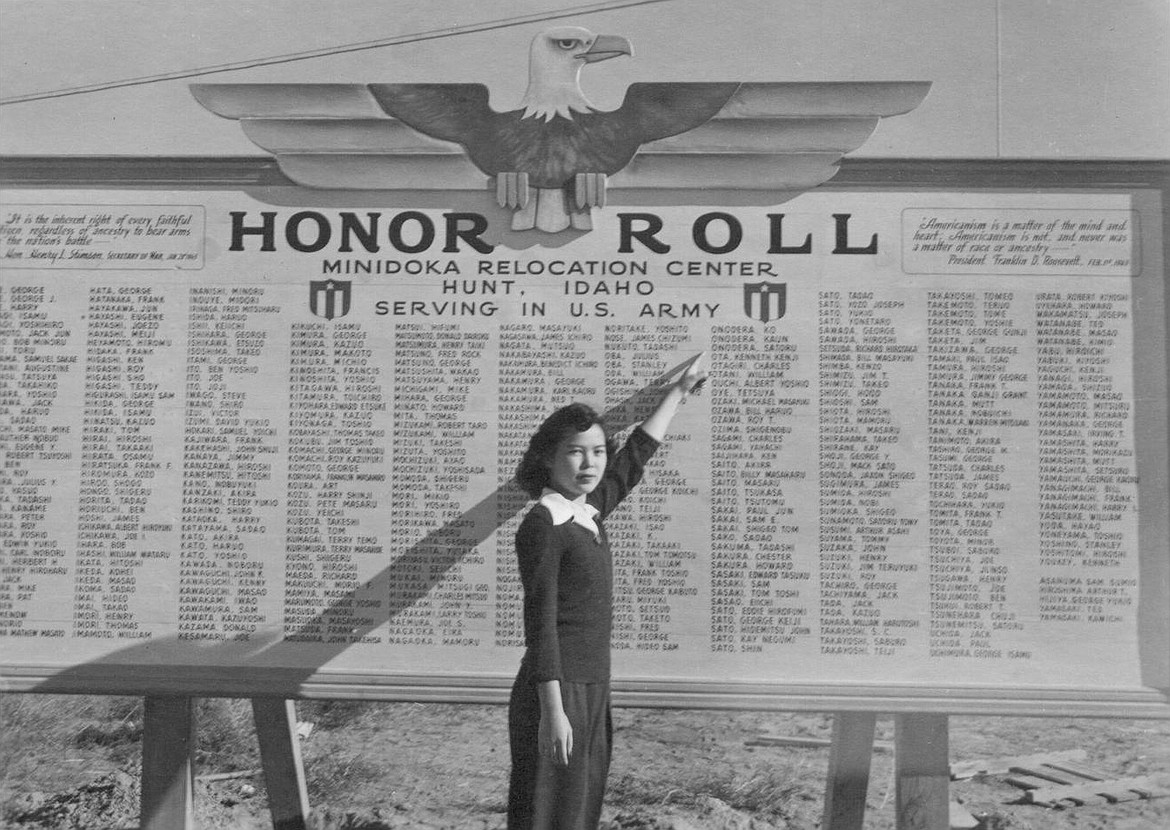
[1,165,1167,717]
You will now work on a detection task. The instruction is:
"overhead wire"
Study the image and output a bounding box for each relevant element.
[0,0,675,106]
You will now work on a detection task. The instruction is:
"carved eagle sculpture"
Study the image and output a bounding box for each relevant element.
[192,27,931,234]
[368,27,736,232]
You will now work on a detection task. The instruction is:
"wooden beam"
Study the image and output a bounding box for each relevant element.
[141,696,196,830]
[895,714,950,830]
[749,732,893,752]
[822,711,877,830]
[253,698,311,830]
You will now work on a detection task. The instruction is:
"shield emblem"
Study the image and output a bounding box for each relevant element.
[743,282,786,323]
[309,280,352,320]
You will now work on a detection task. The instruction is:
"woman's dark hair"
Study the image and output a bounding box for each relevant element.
[515,403,617,498]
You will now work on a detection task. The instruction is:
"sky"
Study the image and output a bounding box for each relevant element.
[0,0,1167,158]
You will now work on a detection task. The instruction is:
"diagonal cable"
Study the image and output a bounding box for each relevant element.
[0,0,675,106]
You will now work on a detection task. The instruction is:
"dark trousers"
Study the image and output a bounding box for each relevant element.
[507,670,613,830]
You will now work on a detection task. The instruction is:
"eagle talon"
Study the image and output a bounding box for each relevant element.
[574,173,607,209]
[496,172,530,209]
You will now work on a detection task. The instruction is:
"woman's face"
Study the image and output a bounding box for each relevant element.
[546,424,607,499]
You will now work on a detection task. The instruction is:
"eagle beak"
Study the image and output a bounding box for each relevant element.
[580,34,632,63]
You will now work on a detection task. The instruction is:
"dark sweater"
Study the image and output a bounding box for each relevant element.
[516,427,659,683]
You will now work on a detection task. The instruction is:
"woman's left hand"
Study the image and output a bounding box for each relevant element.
[676,352,708,400]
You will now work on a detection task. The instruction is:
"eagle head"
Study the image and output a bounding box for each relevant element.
[520,26,633,122]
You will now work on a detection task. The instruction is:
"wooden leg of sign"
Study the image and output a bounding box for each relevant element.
[895,713,950,830]
[822,711,877,830]
[253,698,311,830]
[141,696,196,830]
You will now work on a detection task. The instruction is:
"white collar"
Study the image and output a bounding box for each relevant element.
[539,489,600,540]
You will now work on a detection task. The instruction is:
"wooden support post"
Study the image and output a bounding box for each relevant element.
[822,711,878,830]
[253,698,311,830]
[895,713,950,830]
[141,696,196,830]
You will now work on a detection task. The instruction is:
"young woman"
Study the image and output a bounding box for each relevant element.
[507,357,707,830]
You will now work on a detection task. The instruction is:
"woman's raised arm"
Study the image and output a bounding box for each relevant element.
[640,352,708,442]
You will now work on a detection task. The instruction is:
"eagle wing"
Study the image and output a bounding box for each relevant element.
[367,84,493,145]
[370,84,562,182]
[189,81,930,192]
[610,81,932,192]
[608,82,742,143]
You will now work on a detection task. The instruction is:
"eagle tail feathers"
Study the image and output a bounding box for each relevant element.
[534,188,572,233]
[508,186,594,233]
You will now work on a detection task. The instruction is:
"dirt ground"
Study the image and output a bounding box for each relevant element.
[3,698,1170,830]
